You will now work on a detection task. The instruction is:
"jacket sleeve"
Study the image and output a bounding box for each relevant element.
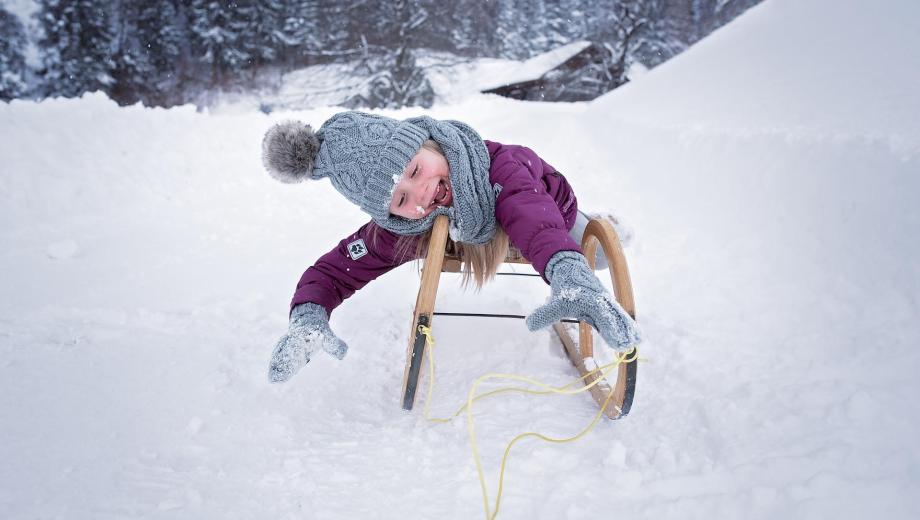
[290,221,418,317]
[492,148,582,282]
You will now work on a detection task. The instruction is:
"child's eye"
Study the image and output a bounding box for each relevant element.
[411,165,419,178]
[398,193,406,207]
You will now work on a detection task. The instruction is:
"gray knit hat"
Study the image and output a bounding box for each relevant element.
[262,111,426,221]
[261,111,497,243]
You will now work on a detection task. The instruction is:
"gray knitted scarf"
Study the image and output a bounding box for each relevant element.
[391,116,496,245]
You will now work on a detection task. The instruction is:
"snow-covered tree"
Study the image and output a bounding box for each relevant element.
[664,0,762,46]
[137,1,190,104]
[411,0,497,57]
[246,0,285,72]
[107,1,188,105]
[36,0,116,98]
[493,0,550,59]
[274,1,318,67]
[0,8,29,101]
[483,0,688,101]
[224,0,260,73]
[24,0,763,107]
[188,0,250,88]
[347,0,434,109]
[272,1,360,69]
[544,0,591,49]
[600,0,683,72]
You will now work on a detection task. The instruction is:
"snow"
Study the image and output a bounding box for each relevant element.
[2,0,919,519]
[559,286,582,301]
[0,0,36,23]
[1,0,41,69]
[44,238,79,260]
[425,40,594,96]
[222,42,595,112]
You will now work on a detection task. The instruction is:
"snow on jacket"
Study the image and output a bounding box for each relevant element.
[290,140,582,316]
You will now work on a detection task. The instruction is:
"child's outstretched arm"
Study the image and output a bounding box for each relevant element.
[289,221,411,316]
[269,221,417,383]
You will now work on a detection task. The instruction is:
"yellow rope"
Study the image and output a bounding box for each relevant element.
[416,324,638,520]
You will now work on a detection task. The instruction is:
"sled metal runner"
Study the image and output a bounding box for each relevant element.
[400,215,638,419]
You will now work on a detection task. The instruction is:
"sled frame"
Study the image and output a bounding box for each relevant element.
[400,215,638,419]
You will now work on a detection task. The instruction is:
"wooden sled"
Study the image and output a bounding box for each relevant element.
[400,215,638,419]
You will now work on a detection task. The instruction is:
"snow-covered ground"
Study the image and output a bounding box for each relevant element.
[2,0,919,518]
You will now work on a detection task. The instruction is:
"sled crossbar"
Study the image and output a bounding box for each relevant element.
[433,311,578,323]
[400,215,638,420]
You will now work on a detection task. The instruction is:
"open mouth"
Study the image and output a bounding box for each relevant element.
[431,179,451,207]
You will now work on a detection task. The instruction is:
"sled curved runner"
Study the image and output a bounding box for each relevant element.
[400,215,638,419]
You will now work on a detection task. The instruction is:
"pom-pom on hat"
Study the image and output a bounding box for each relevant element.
[261,120,321,183]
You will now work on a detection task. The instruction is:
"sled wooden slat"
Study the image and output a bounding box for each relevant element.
[400,215,450,410]
[401,214,638,419]
[554,218,637,419]
[581,219,635,319]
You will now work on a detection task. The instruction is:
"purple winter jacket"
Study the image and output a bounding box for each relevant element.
[290,140,582,316]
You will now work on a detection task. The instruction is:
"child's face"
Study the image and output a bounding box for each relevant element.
[388,147,453,220]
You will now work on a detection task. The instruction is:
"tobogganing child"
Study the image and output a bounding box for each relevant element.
[260,111,642,383]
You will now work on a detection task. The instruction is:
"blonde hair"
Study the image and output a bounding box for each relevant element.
[394,139,510,289]
[393,226,510,290]
[420,139,443,155]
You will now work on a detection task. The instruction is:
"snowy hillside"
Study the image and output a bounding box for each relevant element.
[1,0,918,519]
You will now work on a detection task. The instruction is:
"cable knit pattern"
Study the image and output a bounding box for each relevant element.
[406,116,496,244]
[525,251,642,352]
[268,303,347,383]
[311,111,496,244]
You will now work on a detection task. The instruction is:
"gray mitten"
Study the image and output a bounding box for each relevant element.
[526,251,642,352]
[268,303,348,383]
